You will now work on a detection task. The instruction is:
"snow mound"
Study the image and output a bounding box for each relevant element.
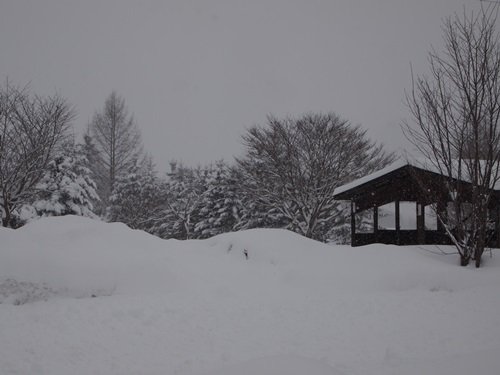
[2,216,500,305]
[0,216,177,302]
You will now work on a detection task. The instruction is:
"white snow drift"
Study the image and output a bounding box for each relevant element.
[1,216,500,375]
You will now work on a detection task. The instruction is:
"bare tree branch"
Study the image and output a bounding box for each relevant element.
[403,5,500,267]
[0,81,74,227]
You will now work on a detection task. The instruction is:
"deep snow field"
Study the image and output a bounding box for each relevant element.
[1,216,500,375]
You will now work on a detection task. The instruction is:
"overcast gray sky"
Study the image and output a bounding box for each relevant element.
[0,0,474,172]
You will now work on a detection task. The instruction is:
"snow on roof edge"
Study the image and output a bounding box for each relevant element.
[333,159,409,197]
[334,157,500,198]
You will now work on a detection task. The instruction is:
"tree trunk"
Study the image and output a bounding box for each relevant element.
[2,204,11,228]
[475,250,482,268]
[460,254,469,266]
[475,230,486,268]
[474,207,488,268]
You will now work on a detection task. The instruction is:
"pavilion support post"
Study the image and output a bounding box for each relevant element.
[351,201,356,247]
[395,200,401,245]
[436,200,446,232]
[417,202,425,244]
[435,199,448,245]
[496,206,500,249]
[373,206,379,240]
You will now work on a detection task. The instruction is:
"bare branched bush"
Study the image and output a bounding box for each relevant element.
[0,82,74,227]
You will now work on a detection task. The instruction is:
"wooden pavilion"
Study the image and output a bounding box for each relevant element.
[333,160,500,247]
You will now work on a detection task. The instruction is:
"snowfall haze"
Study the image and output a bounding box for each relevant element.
[0,0,473,171]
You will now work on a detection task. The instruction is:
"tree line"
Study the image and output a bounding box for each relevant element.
[0,83,394,242]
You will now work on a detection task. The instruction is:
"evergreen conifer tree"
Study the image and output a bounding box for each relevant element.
[32,144,99,218]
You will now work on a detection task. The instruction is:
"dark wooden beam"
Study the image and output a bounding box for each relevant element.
[497,206,500,249]
[395,200,400,245]
[437,200,446,233]
[417,202,425,244]
[351,201,356,247]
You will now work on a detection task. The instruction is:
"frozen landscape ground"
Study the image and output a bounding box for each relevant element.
[1,216,500,374]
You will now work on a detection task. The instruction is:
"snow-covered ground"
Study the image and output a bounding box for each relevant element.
[1,216,500,375]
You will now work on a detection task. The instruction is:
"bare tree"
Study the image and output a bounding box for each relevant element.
[89,91,142,208]
[0,81,74,227]
[237,113,395,241]
[404,5,500,267]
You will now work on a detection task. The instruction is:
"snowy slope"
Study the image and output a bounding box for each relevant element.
[1,216,500,374]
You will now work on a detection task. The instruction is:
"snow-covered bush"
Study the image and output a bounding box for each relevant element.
[108,158,166,233]
[31,146,99,218]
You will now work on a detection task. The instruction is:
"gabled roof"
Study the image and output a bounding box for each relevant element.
[334,160,409,197]
[333,158,500,203]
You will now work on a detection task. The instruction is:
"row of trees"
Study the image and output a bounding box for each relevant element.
[106,113,394,242]
[0,85,141,228]
[0,81,392,243]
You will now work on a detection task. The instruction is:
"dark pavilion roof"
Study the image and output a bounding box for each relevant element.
[333,159,500,212]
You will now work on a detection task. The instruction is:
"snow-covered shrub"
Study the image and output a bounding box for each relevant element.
[33,148,99,218]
